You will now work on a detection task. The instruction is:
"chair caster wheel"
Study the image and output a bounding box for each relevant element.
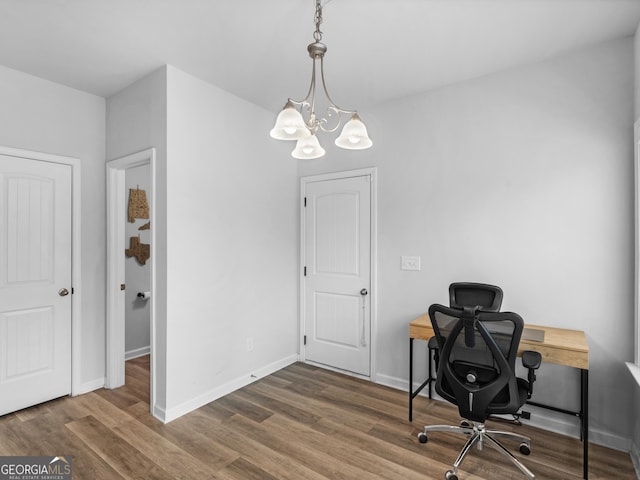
[445,470,458,480]
[519,442,531,455]
[418,433,428,443]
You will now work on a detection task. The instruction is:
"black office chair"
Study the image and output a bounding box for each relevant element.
[418,304,541,480]
[426,283,504,397]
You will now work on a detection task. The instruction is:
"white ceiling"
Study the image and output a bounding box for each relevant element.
[1,0,639,112]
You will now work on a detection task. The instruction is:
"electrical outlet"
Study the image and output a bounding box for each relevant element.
[401,256,421,271]
[246,338,254,352]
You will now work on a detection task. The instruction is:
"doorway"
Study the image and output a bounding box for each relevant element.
[0,146,81,414]
[106,148,156,412]
[124,164,152,361]
[300,168,377,378]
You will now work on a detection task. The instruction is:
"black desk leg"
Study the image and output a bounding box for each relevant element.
[409,338,414,421]
[582,368,588,479]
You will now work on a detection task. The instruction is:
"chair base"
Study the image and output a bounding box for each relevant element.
[418,421,535,479]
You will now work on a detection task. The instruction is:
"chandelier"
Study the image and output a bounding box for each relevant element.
[269,0,373,159]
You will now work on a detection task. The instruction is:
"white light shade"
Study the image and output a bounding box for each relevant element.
[335,114,372,150]
[292,134,325,159]
[269,102,310,140]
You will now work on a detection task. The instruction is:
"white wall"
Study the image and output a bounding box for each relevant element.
[298,37,635,449]
[107,65,298,421]
[0,65,106,391]
[630,21,640,476]
[163,66,298,419]
[106,66,169,412]
[124,164,152,358]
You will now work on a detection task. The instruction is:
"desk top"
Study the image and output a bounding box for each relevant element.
[409,314,589,370]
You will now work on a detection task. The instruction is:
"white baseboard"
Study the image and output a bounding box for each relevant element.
[152,404,167,423]
[521,404,631,452]
[631,438,640,479]
[160,354,298,424]
[375,372,412,392]
[375,372,632,453]
[627,363,640,479]
[627,362,640,388]
[303,359,371,381]
[74,377,105,395]
[125,346,150,361]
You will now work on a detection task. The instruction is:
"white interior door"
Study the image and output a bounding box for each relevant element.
[304,174,371,376]
[0,155,72,416]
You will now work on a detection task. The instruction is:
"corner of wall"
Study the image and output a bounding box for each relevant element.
[634,22,640,119]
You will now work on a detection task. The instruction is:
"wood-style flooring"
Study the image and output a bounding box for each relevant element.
[0,356,636,479]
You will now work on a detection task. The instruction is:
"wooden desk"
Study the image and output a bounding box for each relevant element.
[409,314,590,479]
[409,314,588,368]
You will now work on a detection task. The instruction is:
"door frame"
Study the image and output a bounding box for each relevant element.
[0,145,82,396]
[299,167,378,381]
[106,148,156,412]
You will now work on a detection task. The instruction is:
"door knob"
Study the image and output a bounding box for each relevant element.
[360,288,368,296]
[58,288,69,297]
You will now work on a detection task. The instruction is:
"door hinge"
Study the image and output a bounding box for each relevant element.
[304,335,307,345]
[304,266,307,276]
[304,197,307,207]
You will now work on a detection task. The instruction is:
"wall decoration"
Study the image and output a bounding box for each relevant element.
[138,221,151,231]
[128,187,149,222]
[125,235,150,265]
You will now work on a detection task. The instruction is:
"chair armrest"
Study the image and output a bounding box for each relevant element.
[521,350,542,399]
[522,350,541,370]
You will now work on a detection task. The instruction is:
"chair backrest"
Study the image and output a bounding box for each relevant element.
[449,282,503,312]
[429,303,523,423]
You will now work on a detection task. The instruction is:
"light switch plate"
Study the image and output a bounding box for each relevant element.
[401,256,421,271]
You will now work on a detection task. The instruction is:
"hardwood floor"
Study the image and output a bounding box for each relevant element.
[0,357,636,479]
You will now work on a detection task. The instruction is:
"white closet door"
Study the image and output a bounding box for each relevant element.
[304,175,371,376]
[0,155,72,415]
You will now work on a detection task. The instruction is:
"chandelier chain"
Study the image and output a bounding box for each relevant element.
[313,0,323,42]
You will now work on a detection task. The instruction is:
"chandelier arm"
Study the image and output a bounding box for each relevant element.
[288,61,315,109]
[288,58,320,133]
[311,56,356,133]
[315,106,343,133]
[308,58,318,126]
[318,56,356,116]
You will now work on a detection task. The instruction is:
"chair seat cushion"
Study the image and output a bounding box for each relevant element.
[487,378,529,415]
[437,376,530,419]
